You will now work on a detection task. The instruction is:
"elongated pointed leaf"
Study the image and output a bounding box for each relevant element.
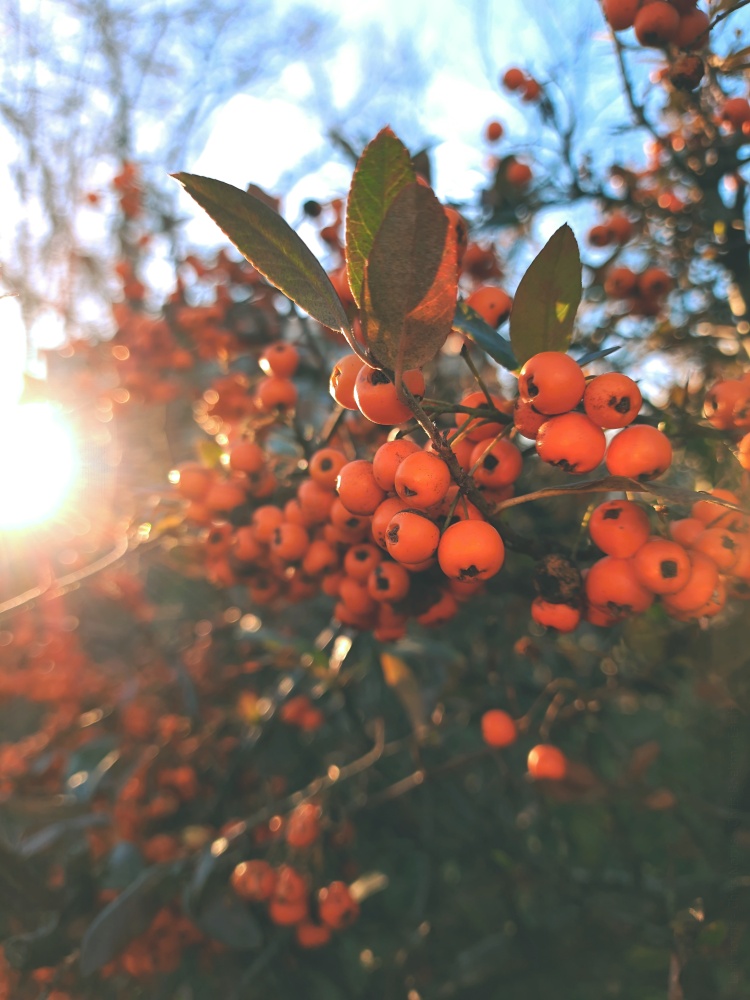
[576,345,621,367]
[364,182,450,370]
[80,863,182,975]
[509,224,582,365]
[345,127,415,307]
[453,301,518,370]
[173,173,350,334]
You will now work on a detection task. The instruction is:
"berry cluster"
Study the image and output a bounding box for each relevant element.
[602,0,710,52]
[230,801,359,949]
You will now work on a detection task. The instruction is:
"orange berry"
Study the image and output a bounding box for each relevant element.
[252,504,285,543]
[506,161,533,187]
[632,537,691,594]
[703,380,749,430]
[285,802,321,850]
[588,224,614,247]
[385,510,441,565]
[605,425,672,480]
[589,500,651,557]
[174,462,213,501]
[634,2,680,46]
[536,413,607,474]
[298,479,337,524]
[371,496,409,549]
[470,438,523,488]
[660,551,719,613]
[367,560,411,602]
[255,375,297,411]
[604,266,638,298]
[602,0,640,30]
[318,881,359,930]
[343,543,383,582]
[530,598,581,632]
[518,352,586,415]
[416,588,459,626]
[455,391,508,441]
[270,522,309,562]
[330,355,364,410]
[638,267,672,299]
[466,285,513,327]
[205,479,247,513]
[608,212,633,244]
[585,556,655,617]
[437,520,505,581]
[259,342,299,378]
[394,451,452,509]
[354,366,425,425]
[481,709,518,748]
[668,517,705,548]
[372,438,421,491]
[513,397,547,439]
[330,497,370,539]
[583,372,642,428]
[527,744,567,780]
[502,67,527,91]
[522,78,541,101]
[301,539,339,577]
[675,8,709,49]
[690,528,740,572]
[231,860,277,901]
[336,460,387,516]
[296,921,332,948]
[308,448,347,489]
[485,120,504,142]
[738,433,750,471]
[229,441,265,474]
[720,97,750,131]
[691,488,742,525]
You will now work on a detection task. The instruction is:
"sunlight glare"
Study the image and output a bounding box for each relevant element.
[0,403,77,529]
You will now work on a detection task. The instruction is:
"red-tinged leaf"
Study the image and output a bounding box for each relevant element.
[509,224,582,365]
[345,127,415,308]
[394,214,459,369]
[363,182,450,370]
[173,173,351,334]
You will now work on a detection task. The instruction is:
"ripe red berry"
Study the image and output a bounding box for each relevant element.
[437,520,505,582]
[527,745,567,780]
[518,352,586,415]
[481,709,518,748]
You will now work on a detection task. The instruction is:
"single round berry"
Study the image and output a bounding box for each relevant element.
[385,510,441,565]
[394,451,452,509]
[589,500,651,558]
[518,352,586,415]
[437,520,505,582]
[481,709,518,748]
[527,745,567,781]
[583,373,642,429]
[531,598,581,633]
[632,537,691,594]
[605,425,672,480]
[536,413,606,474]
[354,366,425,425]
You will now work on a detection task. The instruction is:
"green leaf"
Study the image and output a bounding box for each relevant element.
[363,182,453,370]
[345,127,415,308]
[173,173,351,334]
[80,863,182,975]
[509,223,582,365]
[576,345,621,367]
[453,301,518,370]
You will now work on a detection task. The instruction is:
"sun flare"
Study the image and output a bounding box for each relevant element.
[0,403,77,529]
